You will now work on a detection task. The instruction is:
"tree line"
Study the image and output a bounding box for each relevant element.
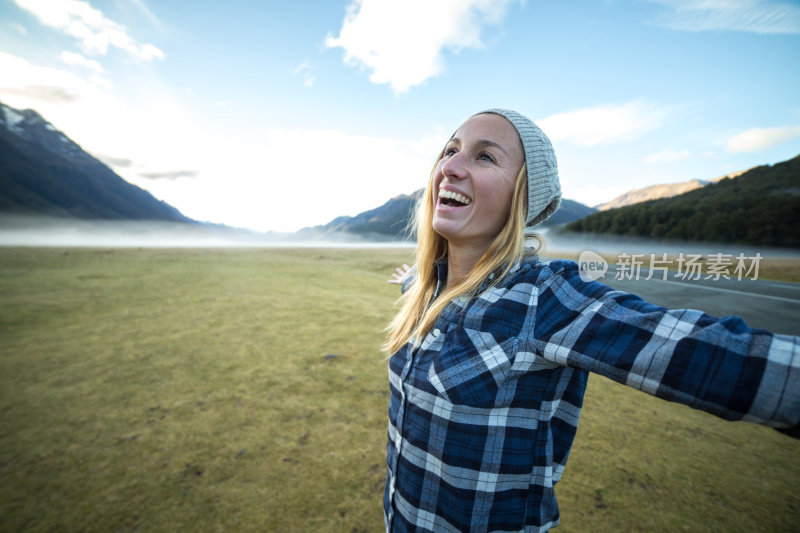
[564,155,800,248]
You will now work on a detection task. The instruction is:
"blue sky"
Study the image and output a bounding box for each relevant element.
[1,0,799,232]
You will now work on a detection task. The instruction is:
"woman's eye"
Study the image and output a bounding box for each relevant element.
[443,147,457,157]
[478,152,495,163]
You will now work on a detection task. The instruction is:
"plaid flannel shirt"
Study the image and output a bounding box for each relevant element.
[384,254,800,532]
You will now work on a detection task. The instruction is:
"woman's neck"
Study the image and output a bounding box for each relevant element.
[446,242,488,286]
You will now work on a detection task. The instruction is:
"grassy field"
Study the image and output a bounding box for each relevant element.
[1,247,798,532]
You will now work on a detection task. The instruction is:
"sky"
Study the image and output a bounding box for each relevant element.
[0,0,799,233]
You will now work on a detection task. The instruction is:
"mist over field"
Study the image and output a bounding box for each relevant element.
[1,216,798,259]
[540,228,800,259]
[0,216,413,249]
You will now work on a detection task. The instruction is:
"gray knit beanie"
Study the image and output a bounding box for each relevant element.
[477,109,561,227]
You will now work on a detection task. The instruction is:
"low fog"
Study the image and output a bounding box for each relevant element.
[0,216,413,249]
[0,216,798,258]
[536,228,800,259]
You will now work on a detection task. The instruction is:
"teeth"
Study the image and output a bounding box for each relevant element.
[438,189,472,205]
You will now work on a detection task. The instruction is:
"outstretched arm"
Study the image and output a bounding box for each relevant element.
[532,260,800,433]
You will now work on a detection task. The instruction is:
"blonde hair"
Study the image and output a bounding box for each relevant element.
[383,154,537,355]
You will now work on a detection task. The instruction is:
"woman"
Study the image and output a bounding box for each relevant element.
[383,109,799,532]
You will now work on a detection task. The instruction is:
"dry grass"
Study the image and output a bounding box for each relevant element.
[0,247,798,532]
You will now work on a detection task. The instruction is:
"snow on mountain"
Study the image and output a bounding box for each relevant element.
[0,102,88,163]
[1,104,25,132]
[0,100,193,223]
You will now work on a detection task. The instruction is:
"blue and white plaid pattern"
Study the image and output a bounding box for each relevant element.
[384,256,800,532]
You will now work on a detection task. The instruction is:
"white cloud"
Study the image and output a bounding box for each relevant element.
[59,50,112,90]
[325,0,519,93]
[725,125,800,152]
[647,0,800,34]
[137,43,165,61]
[0,50,115,103]
[138,170,200,181]
[0,51,87,103]
[59,51,104,73]
[13,0,165,60]
[537,101,668,147]
[10,21,28,35]
[292,60,311,74]
[0,51,200,194]
[127,0,164,31]
[292,60,316,87]
[645,148,691,163]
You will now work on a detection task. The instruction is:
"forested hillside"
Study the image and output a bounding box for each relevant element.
[565,155,800,247]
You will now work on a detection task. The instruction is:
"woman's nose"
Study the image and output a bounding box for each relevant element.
[442,152,467,180]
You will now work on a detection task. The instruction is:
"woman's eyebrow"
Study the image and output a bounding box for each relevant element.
[448,137,509,155]
[476,139,508,155]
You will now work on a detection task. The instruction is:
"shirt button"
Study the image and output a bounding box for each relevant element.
[433,328,440,337]
[489,272,495,280]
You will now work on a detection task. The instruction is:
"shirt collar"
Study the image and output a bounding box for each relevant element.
[434,249,540,294]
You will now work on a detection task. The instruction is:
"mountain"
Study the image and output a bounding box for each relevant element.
[296,191,422,241]
[545,198,596,225]
[0,101,192,223]
[564,154,800,247]
[594,169,751,211]
[296,190,596,241]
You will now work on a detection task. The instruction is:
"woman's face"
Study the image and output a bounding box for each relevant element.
[432,113,524,253]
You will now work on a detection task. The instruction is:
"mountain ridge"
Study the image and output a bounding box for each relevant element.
[565,154,800,247]
[594,168,752,211]
[3,100,794,248]
[295,191,597,241]
[0,101,192,223]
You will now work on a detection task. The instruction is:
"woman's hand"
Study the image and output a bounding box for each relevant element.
[388,263,416,285]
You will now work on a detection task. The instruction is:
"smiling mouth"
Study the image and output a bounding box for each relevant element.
[438,189,473,207]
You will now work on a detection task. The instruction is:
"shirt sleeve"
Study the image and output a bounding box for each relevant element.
[532,261,800,431]
[401,274,415,294]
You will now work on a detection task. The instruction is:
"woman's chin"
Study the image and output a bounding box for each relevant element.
[432,219,462,241]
